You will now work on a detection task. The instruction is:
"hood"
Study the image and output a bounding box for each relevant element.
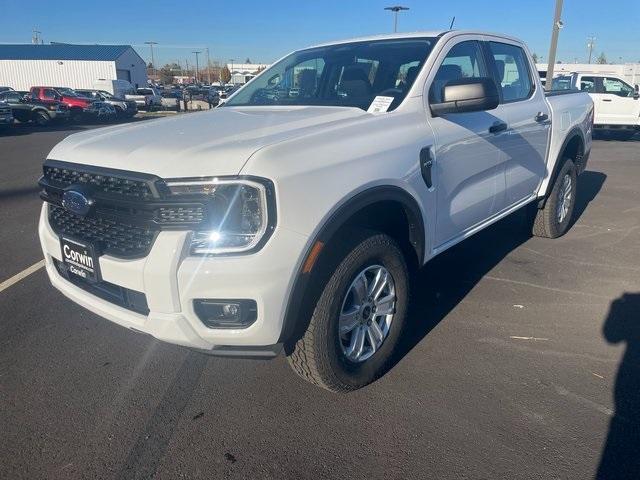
[47,106,367,178]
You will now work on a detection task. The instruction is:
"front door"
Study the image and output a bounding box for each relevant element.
[596,76,640,126]
[425,38,511,248]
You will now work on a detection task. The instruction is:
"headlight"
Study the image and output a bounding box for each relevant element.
[165,177,275,255]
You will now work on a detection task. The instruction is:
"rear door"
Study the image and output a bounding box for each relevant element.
[595,76,640,126]
[425,36,511,248]
[484,38,550,207]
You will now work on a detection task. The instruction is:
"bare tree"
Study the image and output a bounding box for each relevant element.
[596,52,608,64]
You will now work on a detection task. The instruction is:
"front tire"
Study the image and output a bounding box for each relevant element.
[532,159,577,238]
[34,110,50,126]
[287,232,409,392]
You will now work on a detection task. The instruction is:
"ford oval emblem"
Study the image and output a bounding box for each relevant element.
[62,190,93,216]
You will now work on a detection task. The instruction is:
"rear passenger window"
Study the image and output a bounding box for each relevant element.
[580,77,596,93]
[430,41,487,103]
[488,42,534,102]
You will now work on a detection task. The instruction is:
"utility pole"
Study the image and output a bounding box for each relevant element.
[206,47,211,84]
[587,36,596,64]
[545,0,564,91]
[193,51,201,83]
[384,6,409,33]
[144,41,158,79]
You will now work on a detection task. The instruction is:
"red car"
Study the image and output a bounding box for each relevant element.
[30,86,115,123]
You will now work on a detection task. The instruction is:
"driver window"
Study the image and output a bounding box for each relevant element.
[430,41,487,104]
[43,89,57,99]
[602,77,635,97]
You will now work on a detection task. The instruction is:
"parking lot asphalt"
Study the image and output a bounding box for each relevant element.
[1,122,639,479]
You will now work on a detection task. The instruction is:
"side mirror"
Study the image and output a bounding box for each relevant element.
[430,77,500,116]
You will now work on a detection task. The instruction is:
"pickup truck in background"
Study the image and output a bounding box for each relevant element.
[0,89,69,126]
[38,31,593,392]
[126,87,162,110]
[76,89,138,118]
[0,100,13,131]
[30,86,115,123]
[552,72,639,139]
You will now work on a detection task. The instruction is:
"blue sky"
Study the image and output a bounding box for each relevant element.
[2,0,639,66]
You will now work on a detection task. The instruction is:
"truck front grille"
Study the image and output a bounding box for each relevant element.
[43,165,154,200]
[49,205,157,258]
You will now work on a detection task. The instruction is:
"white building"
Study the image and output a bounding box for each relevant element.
[0,43,147,91]
[227,63,270,85]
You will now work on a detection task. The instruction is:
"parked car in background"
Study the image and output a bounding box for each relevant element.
[30,86,114,123]
[126,87,162,110]
[0,90,69,125]
[76,89,138,118]
[552,73,639,139]
[0,100,13,130]
[0,86,15,93]
[38,31,593,392]
[93,79,135,98]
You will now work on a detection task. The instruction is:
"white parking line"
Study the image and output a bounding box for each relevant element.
[0,260,45,293]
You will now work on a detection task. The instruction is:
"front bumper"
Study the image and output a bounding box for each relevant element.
[38,204,307,356]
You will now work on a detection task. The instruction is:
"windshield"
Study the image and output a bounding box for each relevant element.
[98,90,115,98]
[57,87,79,97]
[226,38,436,111]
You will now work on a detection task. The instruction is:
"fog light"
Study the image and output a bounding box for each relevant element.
[193,299,257,329]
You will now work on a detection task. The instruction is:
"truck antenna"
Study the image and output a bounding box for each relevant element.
[449,16,456,30]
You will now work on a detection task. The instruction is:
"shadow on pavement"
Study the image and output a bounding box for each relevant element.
[392,169,606,370]
[597,293,640,480]
[572,171,606,227]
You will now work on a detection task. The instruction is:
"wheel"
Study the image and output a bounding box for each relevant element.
[532,159,577,238]
[70,109,83,123]
[34,110,50,126]
[287,231,409,392]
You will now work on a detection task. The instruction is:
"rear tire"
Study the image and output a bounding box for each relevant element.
[287,231,409,392]
[532,159,577,238]
[70,109,83,123]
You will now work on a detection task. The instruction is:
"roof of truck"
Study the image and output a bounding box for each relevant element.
[307,30,523,49]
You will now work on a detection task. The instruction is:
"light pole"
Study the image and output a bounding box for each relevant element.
[384,6,409,33]
[544,0,563,91]
[193,51,201,83]
[229,58,235,85]
[587,36,596,64]
[206,47,211,84]
[145,41,158,80]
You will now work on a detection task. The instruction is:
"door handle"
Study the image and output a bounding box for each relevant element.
[489,121,508,134]
[602,98,612,102]
[534,112,549,122]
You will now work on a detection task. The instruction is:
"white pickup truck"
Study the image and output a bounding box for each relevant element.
[38,31,593,392]
[125,87,162,110]
[552,72,639,139]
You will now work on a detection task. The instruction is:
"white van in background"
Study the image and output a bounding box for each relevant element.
[93,79,135,98]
